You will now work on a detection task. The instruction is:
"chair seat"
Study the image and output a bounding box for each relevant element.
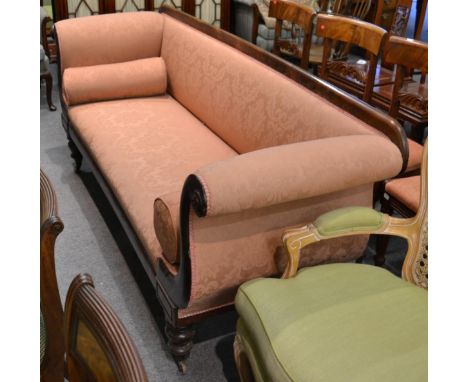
[372,81,428,125]
[69,96,237,269]
[385,176,420,213]
[235,263,427,382]
[406,139,423,173]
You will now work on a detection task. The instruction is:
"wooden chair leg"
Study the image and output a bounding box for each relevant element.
[42,71,57,111]
[410,123,426,144]
[375,195,393,266]
[234,335,255,382]
[373,181,385,207]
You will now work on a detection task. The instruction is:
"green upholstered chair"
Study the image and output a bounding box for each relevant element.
[234,142,428,382]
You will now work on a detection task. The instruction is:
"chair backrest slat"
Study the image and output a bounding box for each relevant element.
[269,0,316,69]
[316,13,387,102]
[384,36,428,118]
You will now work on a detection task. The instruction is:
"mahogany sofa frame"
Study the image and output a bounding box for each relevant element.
[56,5,409,371]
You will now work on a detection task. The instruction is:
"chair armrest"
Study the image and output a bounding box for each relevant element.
[281,206,415,278]
[193,135,402,218]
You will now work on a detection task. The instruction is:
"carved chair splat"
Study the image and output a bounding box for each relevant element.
[372,36,428,143]
[269,0,317,69]
[316,13,387,102]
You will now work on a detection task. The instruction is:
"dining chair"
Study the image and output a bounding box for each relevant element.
[64,274,149,382]
[330,0,372,59]
[40,170,65,382]
[373,36,428,144]
[41,6,57,63]
[40,170,148,382]
[316,13,387,103]
[234,141,428,382]
[268,0,317,69]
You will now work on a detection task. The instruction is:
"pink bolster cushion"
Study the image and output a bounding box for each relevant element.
[62,57,167,105]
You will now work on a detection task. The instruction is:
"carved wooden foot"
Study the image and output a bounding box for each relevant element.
[165,323,195,374]
[67,139,82,173]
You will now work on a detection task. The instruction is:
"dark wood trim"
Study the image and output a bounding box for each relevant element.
[159,5,408,172]
[40,170,65,382]
[221,0,231,31]
[251,3,261,43]
[145,0,154,11]
[103,0,115,13]
[182,0,195,16]
[53,0,69,21]
[65,274,148,381]
[414,0,427,40]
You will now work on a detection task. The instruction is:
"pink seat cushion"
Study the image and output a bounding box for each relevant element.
[406,139,423,173]
[68,96,238,269]
[385,176,420,212]
[63,58,167,106]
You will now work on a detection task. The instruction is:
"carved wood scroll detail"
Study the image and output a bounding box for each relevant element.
[413,215,428,289]
[399,92,428,116]
[390,5,411,36]
[327,61,367,84]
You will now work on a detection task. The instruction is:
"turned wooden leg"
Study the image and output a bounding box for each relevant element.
[42,71,56,111]
[165,322,195,374]
[375,197,393,267]
[234,335,255,382]
[67,139,82,173]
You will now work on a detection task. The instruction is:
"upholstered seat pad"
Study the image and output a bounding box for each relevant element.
[236,264,427,382]
[385,176,420,213]
[68,96,238,270]
[406,139,423,173]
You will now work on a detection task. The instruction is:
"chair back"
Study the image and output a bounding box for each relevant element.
[64,274,149,382]
[384,36,428,118]
[402,140,428,289]
[332,0,372,19]
[40,170,65,382]
[269,0,317,69]
[316,13,387,102]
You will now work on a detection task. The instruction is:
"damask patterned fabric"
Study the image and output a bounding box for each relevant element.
[180,185,372,317]
[55,12,164,74]
[59,12,405,317]
[161,16,380,155]
[194,135,402,217]
[68,96,238,269]
[63,57,167,106]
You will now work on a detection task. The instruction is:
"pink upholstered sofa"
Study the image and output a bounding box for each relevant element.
[55,6,407,369]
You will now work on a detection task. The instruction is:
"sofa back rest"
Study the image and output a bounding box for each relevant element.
[161,15,380,154]
[55,12,164,74]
